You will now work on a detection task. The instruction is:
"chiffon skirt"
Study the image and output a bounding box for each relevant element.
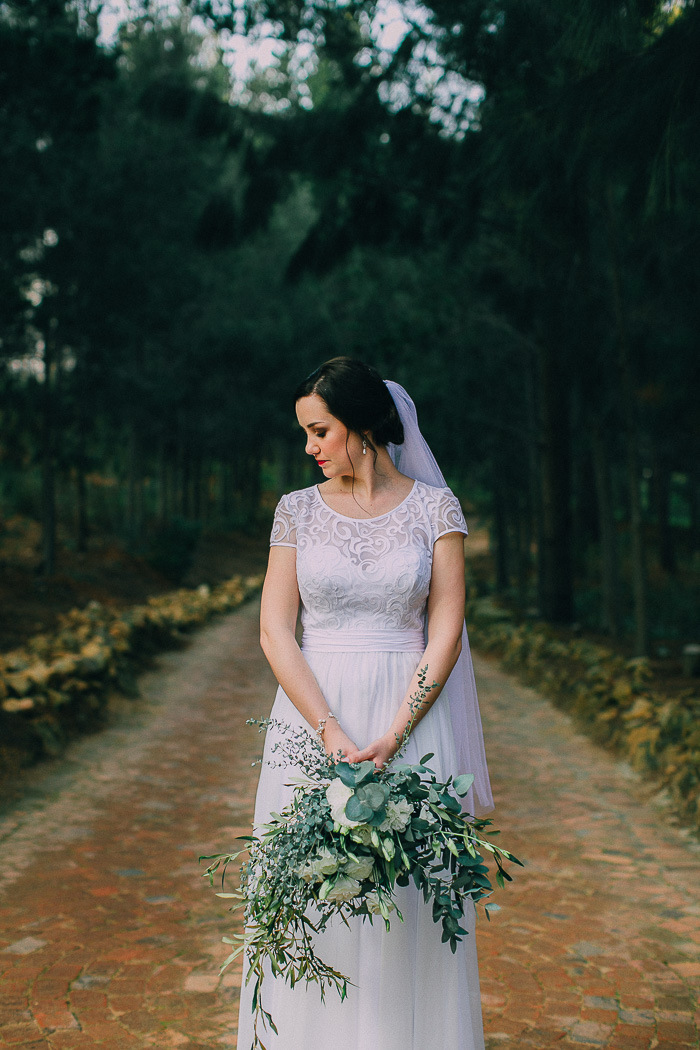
[236,650,485,1050]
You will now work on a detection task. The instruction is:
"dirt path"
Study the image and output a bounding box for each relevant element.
[0,600,698,1049]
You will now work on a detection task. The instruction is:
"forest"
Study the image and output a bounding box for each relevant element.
[0,0,698,658]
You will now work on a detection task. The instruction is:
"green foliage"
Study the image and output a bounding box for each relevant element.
[145,515,202,583]
[1,0,697,648]
[203,717,521,1048]
[227,0,700,643]
[0,573,263,773]
[467,598,700,830]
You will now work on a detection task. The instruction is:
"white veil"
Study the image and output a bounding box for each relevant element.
[385,380,494,816]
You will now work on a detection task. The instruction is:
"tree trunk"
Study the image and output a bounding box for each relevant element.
[40,337,57,576]
[157,438,169,524]
[221,459,233,518]
[688,469,700,554]
[201,461,212,527]
[181,443,191,519]
[515,490,532,608]
[244,452,261,521]
[492,473,510,593]
[591,424,621,637]
[573,442,598,576]
[653,451,676,575]
[607,185,649,656]
[74,401,89,553]
[76,461,88,554]
[524,347,544,616]
[191,452,202,521]
[126,421,143,542]
[537,341,574,623]
[229,452,244,520]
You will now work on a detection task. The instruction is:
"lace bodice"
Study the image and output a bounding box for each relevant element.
[270,481,468,634]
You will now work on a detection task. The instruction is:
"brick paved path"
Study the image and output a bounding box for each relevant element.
[0,598,698,1049]
[476,660,700,1050]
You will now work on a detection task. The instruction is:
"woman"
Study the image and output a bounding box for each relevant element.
[237,358,492,1050]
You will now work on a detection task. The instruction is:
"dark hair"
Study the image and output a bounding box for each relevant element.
[294,357,404,451]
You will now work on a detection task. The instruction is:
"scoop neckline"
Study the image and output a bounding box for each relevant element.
[314,480,418,521]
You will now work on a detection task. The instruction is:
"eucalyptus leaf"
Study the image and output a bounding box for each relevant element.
[356,782,389,810]
[353,761,377,786]
[207,713,521,1049]
[440,793,462,814]
[334,762,358,788]
[345,794,373,822]
[453,774,475,797]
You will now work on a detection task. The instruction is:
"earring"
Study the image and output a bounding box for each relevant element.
[362,438,367,455]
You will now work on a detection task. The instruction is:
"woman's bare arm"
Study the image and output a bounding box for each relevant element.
[260,545,359,758]
[349,530,465,767]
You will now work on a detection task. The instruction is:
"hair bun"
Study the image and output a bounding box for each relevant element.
[373,403,404,447]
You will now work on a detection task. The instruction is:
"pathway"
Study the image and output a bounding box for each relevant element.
[0,599,698,1049]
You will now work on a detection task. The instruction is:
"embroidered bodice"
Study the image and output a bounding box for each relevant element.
[270,481,468,635]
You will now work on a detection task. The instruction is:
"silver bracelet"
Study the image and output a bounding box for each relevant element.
[316,712,339,741]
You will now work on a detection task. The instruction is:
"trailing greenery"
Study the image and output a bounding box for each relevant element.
[467,598,700,831]
[203,711,520,1048]
[0,573,263,779]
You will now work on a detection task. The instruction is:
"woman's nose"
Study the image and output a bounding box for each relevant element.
[306,436,320,455]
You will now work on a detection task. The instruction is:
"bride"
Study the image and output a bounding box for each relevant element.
[237,357,492,1050]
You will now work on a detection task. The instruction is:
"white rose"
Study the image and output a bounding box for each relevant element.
[379,798,414,833]
[343,856,375,881]
[316,847,341,876]
[326,779,361,827]
[299,846,339,883]
[366,890,396,917]
[349,824,373,846]
[325,876,361,904]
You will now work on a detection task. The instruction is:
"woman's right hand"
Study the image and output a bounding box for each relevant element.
[323,719,358,763]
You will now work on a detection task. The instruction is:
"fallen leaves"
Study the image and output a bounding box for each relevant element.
[468,599,700,831]
[0,573,264,772]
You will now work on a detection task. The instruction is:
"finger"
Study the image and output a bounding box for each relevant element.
[352,747,375,763]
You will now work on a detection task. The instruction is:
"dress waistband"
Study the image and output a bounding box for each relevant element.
[301,627,425,654]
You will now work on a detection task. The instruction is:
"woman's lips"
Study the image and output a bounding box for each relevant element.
[316,459,328,466]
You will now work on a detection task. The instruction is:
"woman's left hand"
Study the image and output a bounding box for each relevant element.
[345,731,400,770]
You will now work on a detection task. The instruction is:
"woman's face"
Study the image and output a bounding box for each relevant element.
[295,393,364,478]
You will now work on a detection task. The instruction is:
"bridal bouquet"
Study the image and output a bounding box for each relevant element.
[202,678,521,1049]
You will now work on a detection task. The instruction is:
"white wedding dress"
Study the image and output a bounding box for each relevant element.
[236,480,485,1050]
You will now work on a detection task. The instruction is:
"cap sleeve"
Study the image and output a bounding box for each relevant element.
[432,488,468,543]
[270,494,297,548]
